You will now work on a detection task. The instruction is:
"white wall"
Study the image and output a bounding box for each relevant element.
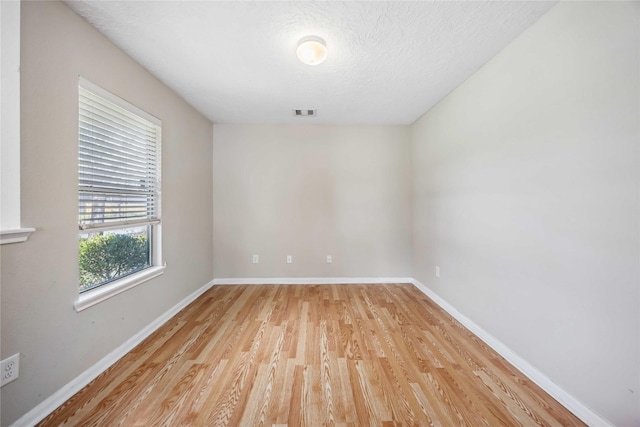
[0,2,213,425]
[411,2,639,425]
[213,125,412,278]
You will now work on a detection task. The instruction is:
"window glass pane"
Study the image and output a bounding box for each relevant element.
[78,225,151,293]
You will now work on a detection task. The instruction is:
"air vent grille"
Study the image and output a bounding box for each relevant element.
[294,109,316,117]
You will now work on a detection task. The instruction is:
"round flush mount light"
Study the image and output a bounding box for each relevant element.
[296,36,328,66]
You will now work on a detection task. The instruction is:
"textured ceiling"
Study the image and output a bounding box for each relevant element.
[64,1,556,125]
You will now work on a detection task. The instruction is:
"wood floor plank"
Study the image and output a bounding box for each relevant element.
[38,284,586,426]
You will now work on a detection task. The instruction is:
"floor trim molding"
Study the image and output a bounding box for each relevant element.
[410,278,613,427]
[10,280,215,427]
[213,277,414,285]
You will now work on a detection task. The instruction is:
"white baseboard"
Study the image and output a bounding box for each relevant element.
[213,277,414,285]
[410,279,613,427]
[11,280,215,427]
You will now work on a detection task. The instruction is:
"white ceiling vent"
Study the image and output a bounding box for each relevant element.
[293,109,317,117]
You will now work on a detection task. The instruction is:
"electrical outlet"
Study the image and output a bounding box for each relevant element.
[252,254,259,264]
[287,255,292,264]
[435,266,440,278]
[1,353,20,387]
[326,255,332,263]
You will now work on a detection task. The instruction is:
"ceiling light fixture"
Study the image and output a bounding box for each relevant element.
[296,36,327,66]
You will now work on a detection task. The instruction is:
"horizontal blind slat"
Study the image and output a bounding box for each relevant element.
[78,168,156,182]
[79,218,160,231]
[79,187,157,196]
[79,116,156,144]
[79,156,157,177]
[79,114,156,144]
[78,120,156,153]
[79,133,155,162]
[80,89,156,128]
[79,166,153,182]
[80,90,156,131]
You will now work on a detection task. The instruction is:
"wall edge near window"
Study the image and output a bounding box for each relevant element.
[0,1,36,244]
[74,264,166,312]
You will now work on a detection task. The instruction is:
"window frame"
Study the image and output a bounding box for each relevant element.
[74,77,164,312]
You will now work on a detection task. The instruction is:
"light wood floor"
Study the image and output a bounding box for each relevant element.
[40,284,585,426]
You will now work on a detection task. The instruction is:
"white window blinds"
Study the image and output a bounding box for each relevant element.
[78,80,161,230]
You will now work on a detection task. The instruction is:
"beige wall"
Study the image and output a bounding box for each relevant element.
[411,2,639,425]
[3,1,638,426]
[0,2,213,425]
[213,125,412,278]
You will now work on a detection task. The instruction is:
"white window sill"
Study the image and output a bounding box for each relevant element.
[74,265,166,312]
[0,228,36,245]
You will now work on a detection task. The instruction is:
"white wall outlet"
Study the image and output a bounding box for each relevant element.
[435,266,440,278]
[1,353,20,387]
[326,255,332,263]
[286,255,292,264]
[252,254,259,264]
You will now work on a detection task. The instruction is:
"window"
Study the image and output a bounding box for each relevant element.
[76,78,163,310]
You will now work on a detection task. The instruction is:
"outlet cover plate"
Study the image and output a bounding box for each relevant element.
[1,353,19,387]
